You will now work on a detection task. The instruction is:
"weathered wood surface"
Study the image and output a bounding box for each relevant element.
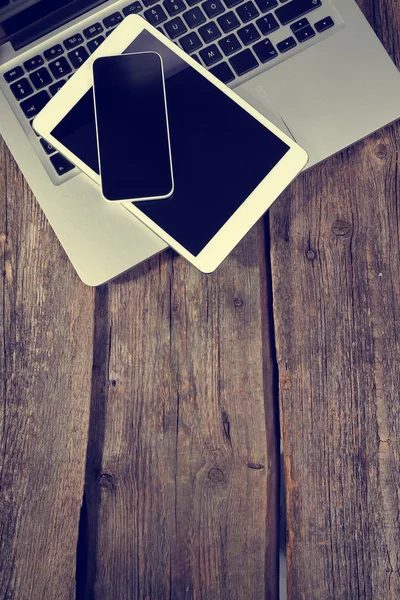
[270,1,400,597]
[0,150,279,595]
[0,139,95,598]
[83,225,279,600]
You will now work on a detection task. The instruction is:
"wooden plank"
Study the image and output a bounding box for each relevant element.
[0,139,94,599]
[270,1,400,596]
[83,223,279,599]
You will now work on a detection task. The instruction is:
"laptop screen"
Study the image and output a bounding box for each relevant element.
[0,0,107,49]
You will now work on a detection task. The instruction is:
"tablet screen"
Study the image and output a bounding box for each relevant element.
[51,30,289,256]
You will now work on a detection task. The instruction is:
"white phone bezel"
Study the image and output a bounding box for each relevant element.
[33,15,308,272]
[92,51,174,202]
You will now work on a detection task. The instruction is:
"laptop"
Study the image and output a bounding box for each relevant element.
[1,0,399,285]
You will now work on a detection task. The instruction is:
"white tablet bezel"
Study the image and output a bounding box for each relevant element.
[33,15,308,272]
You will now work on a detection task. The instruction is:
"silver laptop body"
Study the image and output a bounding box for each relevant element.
[1,0,399,285]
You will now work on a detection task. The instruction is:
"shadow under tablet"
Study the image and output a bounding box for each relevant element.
[51,29,289,257]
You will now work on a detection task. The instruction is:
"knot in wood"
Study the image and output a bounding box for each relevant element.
[234,298,243,308]
[97,473,115,490]
[331,220,352,237]
[374,143,388,159]
[247,462,265,470]
[306,249,316,261]
[208,468,224,483]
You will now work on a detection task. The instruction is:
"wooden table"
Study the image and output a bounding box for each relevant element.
[1,1,400,597]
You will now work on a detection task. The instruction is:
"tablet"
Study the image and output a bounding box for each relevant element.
[33,15,308,273]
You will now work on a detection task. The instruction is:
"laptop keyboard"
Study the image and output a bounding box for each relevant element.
[1,0,341,182]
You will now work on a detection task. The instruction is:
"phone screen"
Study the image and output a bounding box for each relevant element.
[93,52,173,201]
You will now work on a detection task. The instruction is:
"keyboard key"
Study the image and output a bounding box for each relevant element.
[4,66,23,83]
[83,22,103,39]
[315,16,334,32]
[68,47,89,68]
[224,0,243,7]
[290,17,309,32]
[254,0,277,11]
[275,0,321,25]
[40,138,56,155]
[50,153,75,176]
[202,0,224,18]
[145,5,168,24]
[183,6,206,27]
[43,44,64,60]
[256,13,279,34]
[143,0,159,6]
[23,55,44,72]
[20,90,49,118]
[163,0,186,15]
[48,57,72,79]
[210,61,235,83]
[218,11,240,33]
[236,1,259,23]
[199,22,221,43]
[123,1,143,14]
[294,23,315,41]
[276,35,296,52]
[165,17,187,38]
[218,33,241,55]
[180,31,203,52]
[253,37,278,61]
[103,12,123,28]
[29,67,52,90]
[187,0,201,5]
[229,48,258,75]
[87,35,105,53]
[237,23,260,44]
[199,43,223,66]
[49,79,66,96]
[192,53,201,63]
[10,78,33,100]
[63,34,84,50]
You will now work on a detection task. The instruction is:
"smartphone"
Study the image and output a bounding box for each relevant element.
[92,52,174,202]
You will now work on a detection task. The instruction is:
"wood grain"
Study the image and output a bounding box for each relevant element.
[0,138,94,599]
[82,224,279,600]
[270,1,400,596]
